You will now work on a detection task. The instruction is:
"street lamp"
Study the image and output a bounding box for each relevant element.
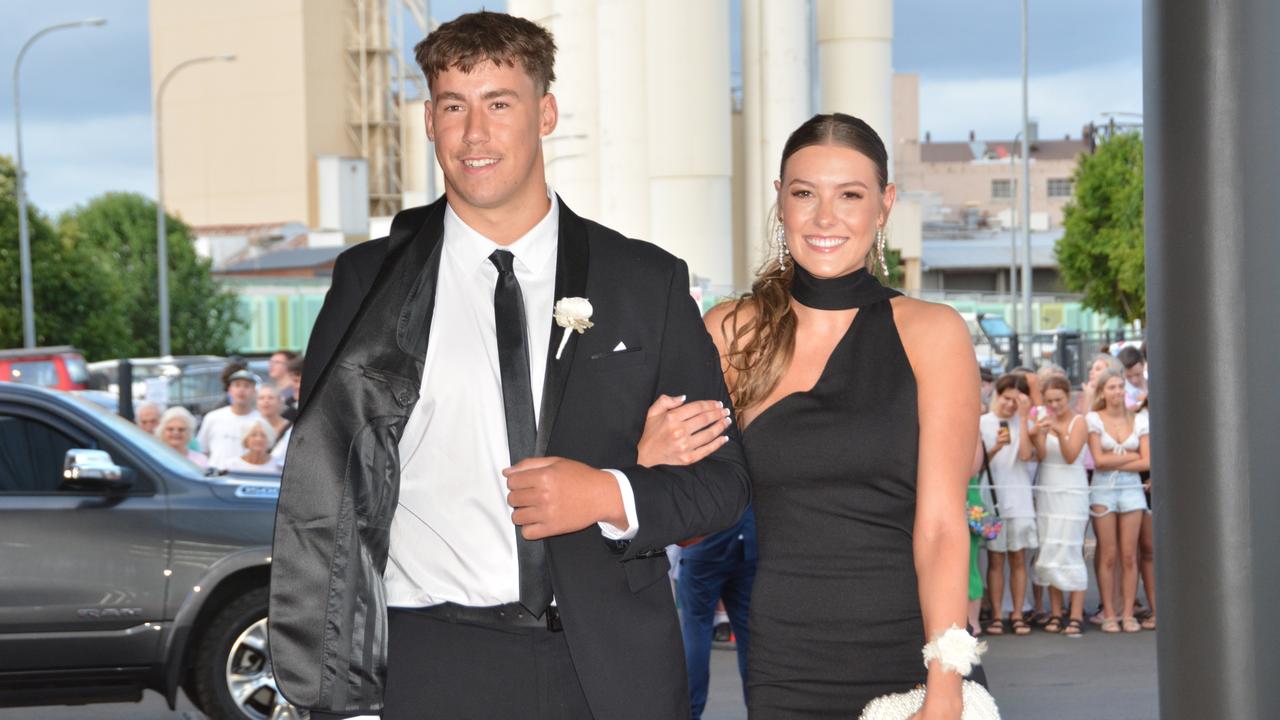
[1019,0,1033,338]
[154,54,236,357]
[1008,129,1022,336]
[12,17,107,349]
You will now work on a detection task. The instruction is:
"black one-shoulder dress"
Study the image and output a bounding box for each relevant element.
[744,295,930,718]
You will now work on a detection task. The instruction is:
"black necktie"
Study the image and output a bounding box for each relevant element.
[489,250,552,616]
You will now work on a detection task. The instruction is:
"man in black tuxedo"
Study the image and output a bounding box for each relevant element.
[268,10,749,720]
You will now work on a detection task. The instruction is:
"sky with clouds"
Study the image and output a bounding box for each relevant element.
[0,0,1141,216]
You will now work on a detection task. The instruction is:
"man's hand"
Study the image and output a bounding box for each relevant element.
[504,457,626,540]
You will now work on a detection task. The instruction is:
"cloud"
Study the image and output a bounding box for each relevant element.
[917,60,1143,142]
[0,112,154,217]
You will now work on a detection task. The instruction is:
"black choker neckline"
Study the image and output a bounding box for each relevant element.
[789,264,900,310]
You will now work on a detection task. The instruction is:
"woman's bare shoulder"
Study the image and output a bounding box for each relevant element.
[889,295,973,371]
[703,297,757,348]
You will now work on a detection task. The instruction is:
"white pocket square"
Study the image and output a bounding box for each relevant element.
[613,341,627,351]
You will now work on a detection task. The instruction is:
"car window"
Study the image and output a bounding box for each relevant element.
[58,393,206,479]
[7,361,59,387]
[0,414,80,493]
[63,356,90,385]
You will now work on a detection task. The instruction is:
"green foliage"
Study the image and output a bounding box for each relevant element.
[1055,132,1145,322]
[1,155,242,360]
[58,192,243,358]
[1,157,128,356]
[883,246,905,288]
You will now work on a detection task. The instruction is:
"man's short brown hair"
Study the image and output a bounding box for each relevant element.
[415,11,557,96]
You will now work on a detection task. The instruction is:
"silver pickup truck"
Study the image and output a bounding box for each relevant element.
[0,383,298,720]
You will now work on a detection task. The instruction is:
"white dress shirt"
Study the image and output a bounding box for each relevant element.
[384,194,637,609]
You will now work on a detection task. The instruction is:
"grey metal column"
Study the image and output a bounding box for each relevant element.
[1145,1,1280,718]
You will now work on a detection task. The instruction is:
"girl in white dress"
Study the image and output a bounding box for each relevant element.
[1029,375,1090,636]
[979,373,1037,636]
[1087,369,1150,633]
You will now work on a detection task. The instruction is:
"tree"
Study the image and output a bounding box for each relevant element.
[58,193,243,358]
[1056,131,1145,322]
[1,156,128,357]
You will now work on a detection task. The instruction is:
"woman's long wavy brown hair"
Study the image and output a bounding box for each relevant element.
[721,113,889,413]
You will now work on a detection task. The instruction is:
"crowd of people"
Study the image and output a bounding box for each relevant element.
[133,350,303,476]
[971,343,1154,639]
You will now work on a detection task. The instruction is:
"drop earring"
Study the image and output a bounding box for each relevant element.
[775,223,789,269]
[875,226,888,278]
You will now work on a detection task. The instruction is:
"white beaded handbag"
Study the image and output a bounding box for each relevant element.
[858,626,1001,719]
[857,680,1001,720]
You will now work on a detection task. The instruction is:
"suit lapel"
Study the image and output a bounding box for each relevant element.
[536,197,589,456]
[395,200,447,365]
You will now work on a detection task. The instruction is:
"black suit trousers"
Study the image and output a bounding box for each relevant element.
[309,608,594,720]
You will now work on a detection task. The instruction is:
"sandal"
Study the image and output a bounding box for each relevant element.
[1122,616,1142,633]
[1100,617,1121,633]
[1141,615,1157,631]
[1063,618,1084,637]
[985,618,1005,636]
[1089,610,1106,626]
[1043,616,1063,633]
[1029,611,1052,628]
[1011,617,1032,636]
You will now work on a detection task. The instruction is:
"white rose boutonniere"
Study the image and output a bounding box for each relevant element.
[553,297,594,360]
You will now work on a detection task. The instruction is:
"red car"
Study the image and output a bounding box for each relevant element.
[0,346,90,391]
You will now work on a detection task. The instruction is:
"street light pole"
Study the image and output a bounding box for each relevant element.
[12,18,107,349]
[1008,129,1022,335]
[1020,0,1033,338]
[154,54,235,357]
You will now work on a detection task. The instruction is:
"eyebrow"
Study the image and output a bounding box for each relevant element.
[787,178,871,190]
[434,88,519,102]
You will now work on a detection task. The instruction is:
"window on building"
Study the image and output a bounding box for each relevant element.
[1048,178,1073,197]
[991,179,1015,200]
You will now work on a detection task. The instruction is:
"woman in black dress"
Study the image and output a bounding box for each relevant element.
[701,114,980,719]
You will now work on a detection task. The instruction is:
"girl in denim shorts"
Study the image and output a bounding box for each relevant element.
[1086,370,1151,634]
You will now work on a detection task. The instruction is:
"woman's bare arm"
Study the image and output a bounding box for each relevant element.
[897,298,978,716]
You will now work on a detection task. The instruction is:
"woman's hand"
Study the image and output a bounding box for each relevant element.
[992,426,1011,452]
[909,687,963,720]
[1034,413,1052,436]
[635,395,731,468]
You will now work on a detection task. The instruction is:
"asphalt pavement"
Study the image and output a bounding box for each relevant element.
[0,622,1157,720]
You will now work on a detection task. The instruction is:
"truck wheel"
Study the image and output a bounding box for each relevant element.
[193,587,302,720]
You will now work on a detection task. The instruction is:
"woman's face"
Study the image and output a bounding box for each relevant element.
[161,418,190,451]
[1044,387,1070,417]
[1089,358,1110,383]
[995,388,1021,418]
[244,425,269,453]
[256,388,282,417]
[1102,375,1127,409]
[775,144,895,279]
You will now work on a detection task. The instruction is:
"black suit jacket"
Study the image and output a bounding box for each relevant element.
[269,196,750,718]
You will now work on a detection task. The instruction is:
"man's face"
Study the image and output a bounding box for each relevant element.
[1123,361,1146,389]
[228,379,256,409]
[268,354,289,382]
[426,61,557,215]
[137,407,161,434]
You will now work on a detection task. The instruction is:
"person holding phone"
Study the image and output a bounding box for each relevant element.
[1029,375,1090,636]
[978,372,1037,636]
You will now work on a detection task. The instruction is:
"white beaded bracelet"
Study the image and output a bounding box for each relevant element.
[921,624,986,677]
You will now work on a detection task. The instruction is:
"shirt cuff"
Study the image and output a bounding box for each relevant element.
[597,469,639,540]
